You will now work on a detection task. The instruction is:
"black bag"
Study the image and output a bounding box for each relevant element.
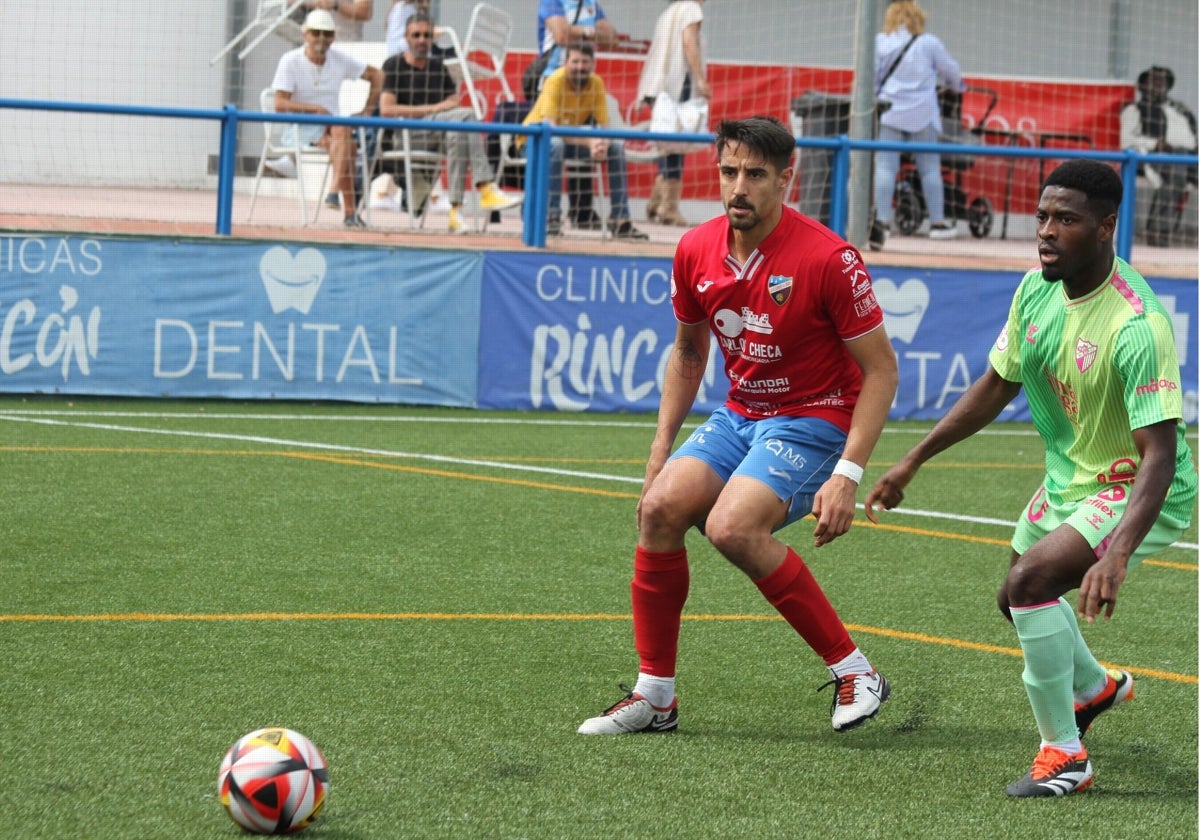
[521,51,554,102]
[522,0,584,102]
[874,35,918,125]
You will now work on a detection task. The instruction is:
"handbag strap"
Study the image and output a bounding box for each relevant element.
[542,2,586,56]
[877,34,919,94]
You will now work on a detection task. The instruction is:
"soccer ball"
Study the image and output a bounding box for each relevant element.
[218,727,329,835]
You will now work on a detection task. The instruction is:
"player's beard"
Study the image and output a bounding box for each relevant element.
[725,198,759,230]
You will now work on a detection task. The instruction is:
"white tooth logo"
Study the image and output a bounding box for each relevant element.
[259,246,326,314]
[872,278,930,343]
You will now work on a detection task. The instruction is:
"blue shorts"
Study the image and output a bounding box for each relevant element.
[669,406,848,530]
[281,124,327,148]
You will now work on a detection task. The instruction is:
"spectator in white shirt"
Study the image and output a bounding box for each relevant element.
[1120,66,1198,247]
[871,0,962,247]
[272,10,384,227]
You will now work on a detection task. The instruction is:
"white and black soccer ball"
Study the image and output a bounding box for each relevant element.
[218,727,329,835]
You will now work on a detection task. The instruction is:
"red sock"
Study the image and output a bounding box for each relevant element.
[631,546,690,678]
[754,547,855,665]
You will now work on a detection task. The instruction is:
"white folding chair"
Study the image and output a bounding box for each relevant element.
[442,3,515,118]
[497,132,606,238]
[560,94,640,237]
[246,88,333,226]
[211,0,305,65]
[334,41,388,69]
[364,125,450,230]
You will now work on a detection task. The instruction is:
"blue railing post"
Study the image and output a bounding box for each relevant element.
[829,135,851,238]
[523,124,552,248]
[215,103,240,236]
[1116,151,1139,262]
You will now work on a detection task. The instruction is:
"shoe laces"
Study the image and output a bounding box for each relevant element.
[817,674,861,706]
[1032,746,1083,778]
[601,683,640,716]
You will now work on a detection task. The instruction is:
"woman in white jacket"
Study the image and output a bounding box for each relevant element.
[637,0,711,226]
[873,0,962,246]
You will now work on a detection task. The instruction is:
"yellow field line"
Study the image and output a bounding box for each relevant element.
[283,450,640,498]
[3,446,1193,568]
[287,452,1198,571]
[0,445,645,465]
[857,519,1196,571]
[2,610,1192,684]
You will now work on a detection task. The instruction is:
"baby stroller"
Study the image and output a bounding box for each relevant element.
[892,85,997,239]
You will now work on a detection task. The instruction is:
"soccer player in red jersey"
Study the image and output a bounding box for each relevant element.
[579,116,898,735]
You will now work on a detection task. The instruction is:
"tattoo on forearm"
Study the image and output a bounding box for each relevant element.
[673,339,705,379]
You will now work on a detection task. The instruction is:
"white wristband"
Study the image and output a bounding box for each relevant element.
[832,458,863,484]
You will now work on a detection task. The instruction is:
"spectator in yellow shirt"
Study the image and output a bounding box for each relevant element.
[524,42,648,238]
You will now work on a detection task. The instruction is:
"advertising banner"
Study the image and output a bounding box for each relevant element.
[2,236,1192,423]
[479,251,1198,424]
[478,251,730,414]
[0,235,482,405]
[873,265,1197,423]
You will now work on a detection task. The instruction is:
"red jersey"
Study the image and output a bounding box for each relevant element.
[671,206,885,429]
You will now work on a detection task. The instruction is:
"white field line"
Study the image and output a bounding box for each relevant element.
[0,408,1047,435]
[1,412,1196,552]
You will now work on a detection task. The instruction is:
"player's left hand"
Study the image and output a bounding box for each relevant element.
[811,475,858,547]
[1077,553,1128,622]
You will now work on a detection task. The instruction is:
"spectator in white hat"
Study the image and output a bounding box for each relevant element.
[301,0,374,43]
[271,10,384,227]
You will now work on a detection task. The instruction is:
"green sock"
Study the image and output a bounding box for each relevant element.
[1057,597,1107,697]
[1011,603,1078,744]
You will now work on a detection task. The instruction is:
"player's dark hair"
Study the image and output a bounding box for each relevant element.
[714,116,795,174]
[1042,159,1122,219]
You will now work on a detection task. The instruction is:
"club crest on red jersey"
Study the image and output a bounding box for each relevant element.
[768,274,793,305]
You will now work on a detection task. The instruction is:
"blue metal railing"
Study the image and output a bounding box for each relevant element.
[1,96,1196,259]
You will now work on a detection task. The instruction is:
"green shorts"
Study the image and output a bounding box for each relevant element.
[1012,481,1189,569]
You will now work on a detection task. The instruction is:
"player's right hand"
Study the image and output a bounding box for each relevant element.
[864,462,916,523]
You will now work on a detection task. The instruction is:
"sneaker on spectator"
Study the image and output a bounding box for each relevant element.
[325,192,341,210]
[448,207,467,235]
[868,220,889,251]
[1005,745,1093,797]
[819,670,890,731]
[547,212,563,236]
[572,210,604,230]
[608,219,650,240]
[478,182,523,212]
[343,214,367,229]
[928,222,959,240]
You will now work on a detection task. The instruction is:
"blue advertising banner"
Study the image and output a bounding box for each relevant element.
[0,235,482,405]
[2,235,1192,422]
[873,265,1198,423]
[479,251,1198,423]
[478,252,730,413]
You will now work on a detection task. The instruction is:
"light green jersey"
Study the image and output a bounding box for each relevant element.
[988,258,1196,514]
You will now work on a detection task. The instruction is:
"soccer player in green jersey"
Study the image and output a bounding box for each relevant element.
[864,159,1196,798]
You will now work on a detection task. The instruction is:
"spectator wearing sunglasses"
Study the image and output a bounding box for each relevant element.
[271,10,384,228]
